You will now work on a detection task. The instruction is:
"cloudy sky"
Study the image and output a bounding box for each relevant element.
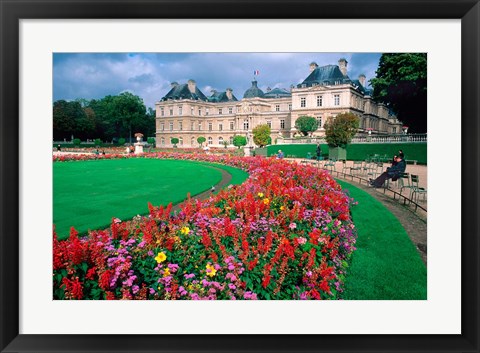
[53,52,382,110]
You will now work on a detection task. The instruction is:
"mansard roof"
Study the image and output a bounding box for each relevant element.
[207,90,238,103]
[243,80,265,98]
[161,83,208,101]
[298,64,350,88]
[263,87,291,98]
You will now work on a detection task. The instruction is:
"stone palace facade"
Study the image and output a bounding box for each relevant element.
[155,58,402,148]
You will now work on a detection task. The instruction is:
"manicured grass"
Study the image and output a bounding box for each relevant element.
[266,143,427,164]
[336,180,427,300]
[53,159,248,239]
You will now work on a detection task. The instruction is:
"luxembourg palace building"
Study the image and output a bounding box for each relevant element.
[155,58,403,148]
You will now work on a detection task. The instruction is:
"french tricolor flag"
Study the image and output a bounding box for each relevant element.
[253,70,260,76]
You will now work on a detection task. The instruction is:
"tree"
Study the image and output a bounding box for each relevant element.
[370,53,427,133]
[197,136,206,147]
[232,135,247,149]
[53,100,92,140]
[252,124,271,147]
[324,113,359,148]
[294,116,318,136]
[171,137,179,147]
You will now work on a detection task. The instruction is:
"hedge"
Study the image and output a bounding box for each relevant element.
[265,143,427,164]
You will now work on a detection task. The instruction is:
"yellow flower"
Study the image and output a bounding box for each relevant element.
[206,264,217,277]
[174,236,181,244]
[155,252,167,263]
[180,226,190,235]
[280,205,285,211]
[257,192,264,198]
[263,198,270,205]
[163,268,171,277]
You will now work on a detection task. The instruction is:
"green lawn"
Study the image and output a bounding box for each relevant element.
[337,180,427,300]
[53,158,248,239]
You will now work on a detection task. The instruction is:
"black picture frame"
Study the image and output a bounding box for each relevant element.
[1,1,479,352]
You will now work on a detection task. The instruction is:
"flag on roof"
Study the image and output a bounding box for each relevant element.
[253,70,260,76]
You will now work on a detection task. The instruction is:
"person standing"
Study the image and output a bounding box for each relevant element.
[316,144,322,160]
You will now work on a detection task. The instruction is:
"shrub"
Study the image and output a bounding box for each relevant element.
[170,138,179,147]
[324,113,359,148]
[233,135,247,149]
[252,124,271,147]
[147,137,156,146]
[118,138,126,145]
[295,116,318,136]
[94,138,102,146]
[72,138,81,146]
[197,136,206,147]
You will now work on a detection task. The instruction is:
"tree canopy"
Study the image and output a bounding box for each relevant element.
[294,116,318,136]
[324,113,359,148]
[370,53,427,133]
[232,135,247,149]
[252,124,271,147]
[53,92,155,142]
[197,136,206,146]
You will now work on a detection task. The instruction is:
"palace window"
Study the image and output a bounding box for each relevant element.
[198,122,202,131]
[160,107,164,116]
[198,109,202,116]
[208,137,213,145]
[179,122,183,131]
[191,122,194,130]
[275,104,280,112]
[219,137,224,145]
[205,108,209,116]
[178,106,183,115]
[161,137,165,146]
[334,94,340,106]
[288,104,292,111]
[393,127,397,133]
[230,121,234,130]
[169,122,173,131]
[191,137,195,145]
[267,121,272,128]
[219,123,223,131]
[300,97,306,108]
[179,137,183,146]
[243,120,249,130]
[229,136,234,145]
[280,119,285,129]
[191,108,194,115]
[228,107,233,114]
[317,117,322,129]
[317,95,323,107]
[169,108,173,116]
[161,123,165,131]
[208,122,213,131]
[219,108,223,115]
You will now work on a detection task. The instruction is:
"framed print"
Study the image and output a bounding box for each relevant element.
[1,0,479,352]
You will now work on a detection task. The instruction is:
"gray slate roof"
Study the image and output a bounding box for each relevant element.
[243,80,265,98]
[263,87,291,98]
[208,91,238,103]
[298,64,350,88]
[161,84,208,101]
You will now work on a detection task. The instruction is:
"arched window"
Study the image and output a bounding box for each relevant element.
[229,136,233,145]
[218,137,224,145]
[208,137,213,145]
[161,137,165,146]
[179,137,183,146]
[191,136,195,146]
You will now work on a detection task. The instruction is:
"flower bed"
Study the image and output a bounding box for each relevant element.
[53,153,357,300]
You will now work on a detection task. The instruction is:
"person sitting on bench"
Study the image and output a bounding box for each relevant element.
[369,153,406,188]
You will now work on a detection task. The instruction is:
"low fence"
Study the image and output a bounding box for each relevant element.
[277,133,427,145]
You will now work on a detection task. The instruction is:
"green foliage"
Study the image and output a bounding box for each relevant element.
[94,138,102,146]
[72,138,81,146]
[170,137,179,146]
[232,135,247,149]
[370,53,427,133]
[324,113,359,148]
[197,136,206,146]
[147,137,156,146]
[252,124,271,147]
[294,116,318,136]
[53,100,95,140]
[118,138,126,145]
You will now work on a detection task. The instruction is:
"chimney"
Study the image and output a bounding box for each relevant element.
[358,74,366,87]
[226,88,233,100]
[338,58,348,76]
[187,79,196,94]
[266,87,272,92]
[170,82,179,88]
[309,62,318,72]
